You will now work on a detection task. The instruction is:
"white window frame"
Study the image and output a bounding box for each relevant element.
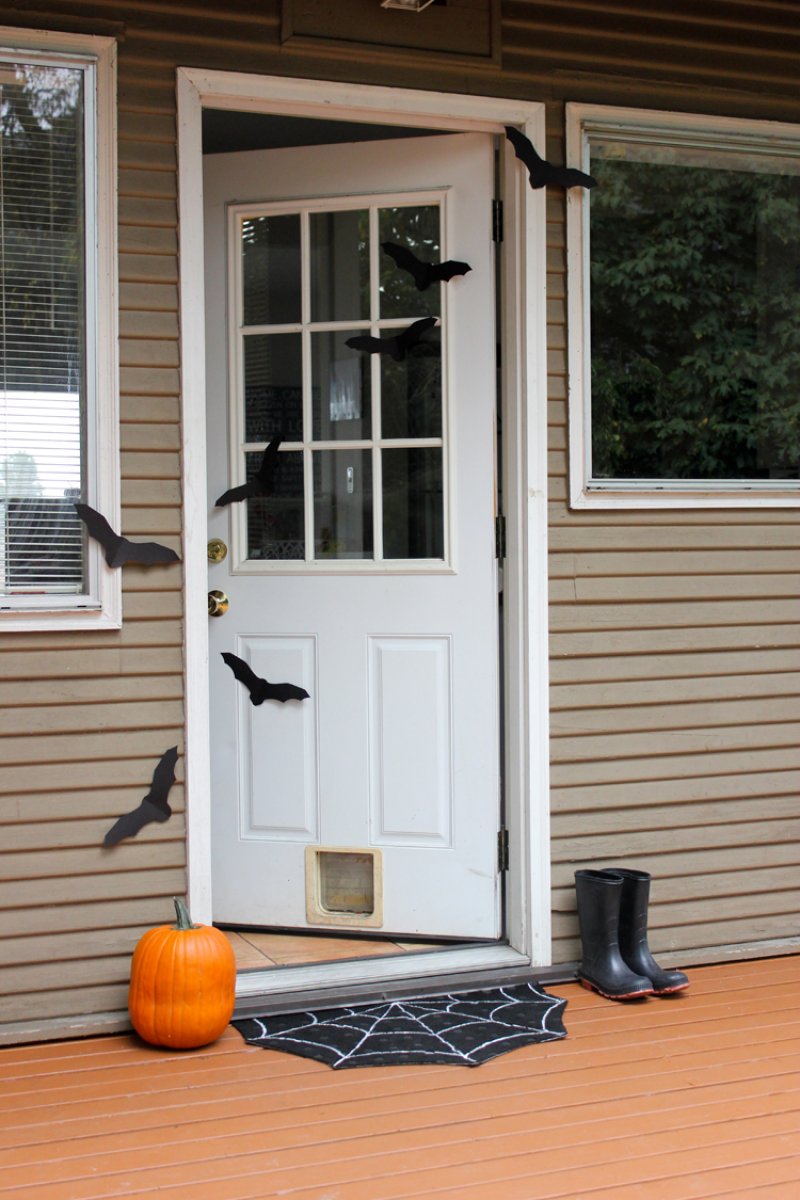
[0,27,119,630]
[566,103,800,510]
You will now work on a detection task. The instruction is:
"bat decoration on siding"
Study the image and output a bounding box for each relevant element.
[103,746,179,846]
[215,435,282,507]
[346,316,438,363]
[75,503,180,568]
[505,126,597,191]
[222,652,310,705]
[381,242,471,291]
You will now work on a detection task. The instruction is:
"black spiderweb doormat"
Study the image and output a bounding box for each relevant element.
[233,981,567,1068]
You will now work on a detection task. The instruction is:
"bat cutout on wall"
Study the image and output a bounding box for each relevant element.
[103,746,179,846]
[381,242,471,291]
[215,435,282,507]
[222,652,310,705]
[75,504,180,568]
[505,126,597,191]
[346,316,438,363]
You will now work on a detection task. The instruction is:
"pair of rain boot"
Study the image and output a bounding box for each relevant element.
[574,868,689,1000]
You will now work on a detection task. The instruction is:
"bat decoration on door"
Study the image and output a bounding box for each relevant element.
[103,746,179,846]
[346,316,438,363]
[222,652,310,705]
[215,435,282,507]
[75,504,180,568]
[505,126,597,191]
[381,242,471,291]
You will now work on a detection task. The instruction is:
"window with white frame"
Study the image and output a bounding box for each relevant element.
[567,105,800,507]
[0,31,118,627]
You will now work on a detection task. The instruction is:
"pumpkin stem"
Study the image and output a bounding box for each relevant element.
[172,895,197,930]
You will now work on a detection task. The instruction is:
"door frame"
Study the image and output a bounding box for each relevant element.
[176,68,552,990]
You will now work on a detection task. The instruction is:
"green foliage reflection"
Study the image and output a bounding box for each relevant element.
[590,158,800,480]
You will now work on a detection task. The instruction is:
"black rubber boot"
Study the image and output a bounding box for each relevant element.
[574,870,653,1000]
[603,867,690,995]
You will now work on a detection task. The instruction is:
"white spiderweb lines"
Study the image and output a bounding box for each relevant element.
[236,982,567,1068]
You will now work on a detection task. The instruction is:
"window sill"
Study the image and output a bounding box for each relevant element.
[0,602,121,634]
[571,483,800,510]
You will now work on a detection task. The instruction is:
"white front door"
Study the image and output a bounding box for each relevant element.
[204,131,501,940]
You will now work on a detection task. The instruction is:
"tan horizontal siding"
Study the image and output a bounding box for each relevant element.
[0,55,185,1032]
[2,0,800,1040]
[540,7,800,965]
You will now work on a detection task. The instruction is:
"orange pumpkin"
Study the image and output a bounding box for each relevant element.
[128,896,236,1049]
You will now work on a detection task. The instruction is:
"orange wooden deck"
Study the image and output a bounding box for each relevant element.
[1,955,798,1199]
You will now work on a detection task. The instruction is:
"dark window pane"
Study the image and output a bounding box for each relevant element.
[313,450,373,559]
[242,214,301,326]
[310,210,369,323]
[383,447,443,560]
[590,152,800,481]
[246,449,304,560]
[379,206,441,320]
[244,334,303,443]
[381,325,441,439]
[311,330,371,440]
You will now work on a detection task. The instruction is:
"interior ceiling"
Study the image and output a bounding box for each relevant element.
[202,111,442,155]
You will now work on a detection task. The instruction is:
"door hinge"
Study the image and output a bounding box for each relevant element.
[497,827,509,873]
[495,512,506,560]
[492,198,504,243]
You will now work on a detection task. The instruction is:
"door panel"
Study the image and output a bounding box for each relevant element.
[205,132,500,938]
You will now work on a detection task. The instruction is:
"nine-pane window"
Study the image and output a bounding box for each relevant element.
[230,198,446,566]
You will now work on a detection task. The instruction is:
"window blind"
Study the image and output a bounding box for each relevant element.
[0,61,86,597]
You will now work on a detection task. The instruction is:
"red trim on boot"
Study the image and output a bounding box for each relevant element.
[578,976,654,1000]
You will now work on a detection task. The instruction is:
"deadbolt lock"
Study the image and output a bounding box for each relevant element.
[207,589,229,617]
[207,538,228,563]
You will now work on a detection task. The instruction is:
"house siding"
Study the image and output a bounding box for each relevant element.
[0,0,798,1039]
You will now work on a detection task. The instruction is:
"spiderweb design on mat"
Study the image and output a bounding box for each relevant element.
[233,981,567,1068]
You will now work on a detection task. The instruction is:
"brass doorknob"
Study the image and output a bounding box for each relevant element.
[207,538,228,563]
[207,589,229,617]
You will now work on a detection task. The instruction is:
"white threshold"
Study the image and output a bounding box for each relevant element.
[235,943,531,1005]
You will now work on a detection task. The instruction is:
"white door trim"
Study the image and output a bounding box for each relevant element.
[176,68,551,976]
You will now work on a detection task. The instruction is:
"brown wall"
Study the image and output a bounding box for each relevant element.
[1,0,799,1038]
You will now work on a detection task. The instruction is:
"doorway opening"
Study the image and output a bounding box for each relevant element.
[178,70,551,1004]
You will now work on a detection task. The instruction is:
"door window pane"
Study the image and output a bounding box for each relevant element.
[242,214,301,326]
[310,210,370,323]
[311,331,371,440]
[246,448,305,560]
[313,450,373,559]
[381,325,442,439]
[383,447,443,560]
[379,205,441,320]
[244,334,303,443]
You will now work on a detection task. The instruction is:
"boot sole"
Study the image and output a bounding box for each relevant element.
[652,982,690,995]
[578,977,653,1000]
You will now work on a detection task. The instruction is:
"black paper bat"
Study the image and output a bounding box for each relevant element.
[222,651,310,705]
[75,503,180,568]
[381,242,471,291]
[505,126,597,190]
[215,436,282,507]
[103,746,179,846]
[346,316,438,363]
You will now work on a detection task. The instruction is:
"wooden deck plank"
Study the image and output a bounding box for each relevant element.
[0,956,797,1200]
[5,1078,800,1187]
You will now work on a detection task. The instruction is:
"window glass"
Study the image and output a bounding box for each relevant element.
[1,60,87,597]
[589,139,800,483]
